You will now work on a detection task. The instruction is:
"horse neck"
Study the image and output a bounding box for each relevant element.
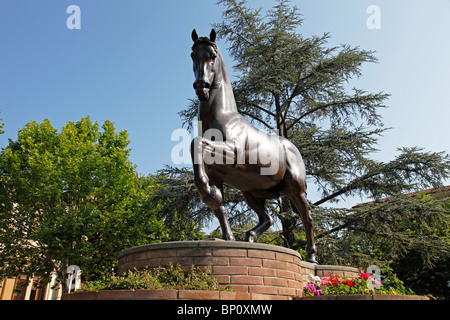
[217,49,234,100]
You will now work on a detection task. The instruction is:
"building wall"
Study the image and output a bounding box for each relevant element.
[0,274,62,300]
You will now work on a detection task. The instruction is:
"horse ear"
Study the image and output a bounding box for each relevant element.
[192,29,199,43]
[210,29,216,42]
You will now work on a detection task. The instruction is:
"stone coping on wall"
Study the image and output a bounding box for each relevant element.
[117,239,302,260]
[62,289,253,300]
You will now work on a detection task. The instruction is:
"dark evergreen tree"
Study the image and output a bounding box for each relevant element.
[176,0,450,297]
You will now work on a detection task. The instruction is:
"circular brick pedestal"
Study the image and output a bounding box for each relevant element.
[117,239,304,300]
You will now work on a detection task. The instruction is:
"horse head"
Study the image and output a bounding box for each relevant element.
[191,29,218,101]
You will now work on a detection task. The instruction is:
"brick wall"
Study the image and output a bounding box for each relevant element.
[118,240,304,300]
[117,240,360,300]
[315,265,360,279]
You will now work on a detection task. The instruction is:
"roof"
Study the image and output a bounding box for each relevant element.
[353,185,450,208]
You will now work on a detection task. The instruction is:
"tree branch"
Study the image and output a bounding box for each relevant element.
[285,98,360,132]
[316,222,350,239]
[246,103,277,118]
[312,169,381,206]
[239,110,274,130]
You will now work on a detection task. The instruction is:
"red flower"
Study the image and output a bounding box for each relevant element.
[343,280,354,287]
[329,275,342,285]
[359,272,371,279]
[331,279,340,285]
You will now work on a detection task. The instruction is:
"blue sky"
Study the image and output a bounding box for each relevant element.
[0,0,449,207]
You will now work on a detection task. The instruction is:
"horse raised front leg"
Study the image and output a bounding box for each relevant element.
[210,186,235,241]
[190,137,235,241]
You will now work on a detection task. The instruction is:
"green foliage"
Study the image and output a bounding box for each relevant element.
[81,263,226,292]
[214,0,387,136]
[82,269,163,291]
[150,167,209,241]
[0,111,4,135]
[0,117,167,289]
[380,264,414,295]
[309,190,450,298]
[152,166,254,239]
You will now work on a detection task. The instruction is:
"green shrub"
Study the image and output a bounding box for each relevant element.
[80,263,227,292]
[379,264,415,295]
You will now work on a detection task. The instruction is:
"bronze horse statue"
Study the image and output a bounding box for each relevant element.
[190,29,317,263]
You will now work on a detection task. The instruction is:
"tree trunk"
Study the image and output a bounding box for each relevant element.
[279,213,297,249]
[56,259,69,294]
[274,93,287,138]
[276,196,300,249]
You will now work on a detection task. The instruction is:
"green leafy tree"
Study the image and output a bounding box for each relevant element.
[0,117,165,291]
[0,111,4,135]
[150,167,208,241]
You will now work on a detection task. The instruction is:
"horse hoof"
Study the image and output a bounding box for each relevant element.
[223,234,235,241]
[245,231,257,243]
[306,255,318,264]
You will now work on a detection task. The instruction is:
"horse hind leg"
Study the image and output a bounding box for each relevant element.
[287,191,318,264]
[242,192,274,242]
[281,174,317,263]
[281,139,318,263]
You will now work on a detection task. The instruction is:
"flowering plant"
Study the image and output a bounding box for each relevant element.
[303,266,410,296]
[304,283,324,296]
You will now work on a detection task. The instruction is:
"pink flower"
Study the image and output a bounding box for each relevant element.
[304,284,324,296]
[373,280,382,286]
[320,277,332,286]
[305,284,316,293]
